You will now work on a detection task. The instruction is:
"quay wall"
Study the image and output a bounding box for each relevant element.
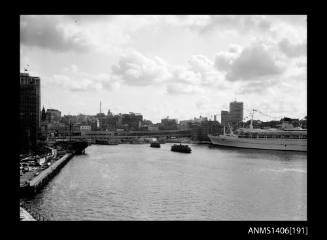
[28,152,74,193]
[20,152,77,196]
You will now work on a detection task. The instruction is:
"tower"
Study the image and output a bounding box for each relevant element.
[41,106,46,121]
[20,72,40,151]
[221,110,229,126]
[229,101,243,127]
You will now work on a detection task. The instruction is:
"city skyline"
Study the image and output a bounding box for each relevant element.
[20,15,307,123]
[38,98,305,125]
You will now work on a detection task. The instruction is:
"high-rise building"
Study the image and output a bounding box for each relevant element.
[229,101,243,126]
[20,73,40,151]
[221,110,230,126]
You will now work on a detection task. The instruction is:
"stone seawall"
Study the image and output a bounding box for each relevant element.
[29,152,74,193]
[20,152,76,196]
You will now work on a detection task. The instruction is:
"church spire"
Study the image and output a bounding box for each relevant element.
[41,105,46,121]
[107,108,113,117]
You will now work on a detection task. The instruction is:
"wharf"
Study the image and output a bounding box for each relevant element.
[30,153,73,188]
[20,152,75,196]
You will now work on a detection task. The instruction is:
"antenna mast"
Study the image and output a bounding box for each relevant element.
[250,109,256,129]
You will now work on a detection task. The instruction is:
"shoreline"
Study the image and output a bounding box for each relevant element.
[20,151,77,196]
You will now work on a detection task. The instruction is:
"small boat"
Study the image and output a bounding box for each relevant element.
[150,142,160,148]
[171,144,192,153]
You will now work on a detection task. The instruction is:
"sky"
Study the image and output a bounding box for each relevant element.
[20,15,307,123]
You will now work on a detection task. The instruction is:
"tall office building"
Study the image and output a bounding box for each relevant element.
[20,73,41,151]
[229,101,243,126]
[221,110,230,126]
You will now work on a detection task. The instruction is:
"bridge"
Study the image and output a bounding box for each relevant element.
[51,129,192,144]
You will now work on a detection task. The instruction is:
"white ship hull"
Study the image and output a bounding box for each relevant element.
[208,135,307,152]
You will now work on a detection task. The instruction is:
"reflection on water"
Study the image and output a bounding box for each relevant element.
[208,144,306,160]
[22,144,307,220]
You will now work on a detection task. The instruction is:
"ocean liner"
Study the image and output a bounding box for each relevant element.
[208,111,307,152]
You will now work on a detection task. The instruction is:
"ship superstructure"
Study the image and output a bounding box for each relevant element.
[208,110,307,152]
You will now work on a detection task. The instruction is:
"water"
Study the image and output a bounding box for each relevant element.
[21,143,307,220]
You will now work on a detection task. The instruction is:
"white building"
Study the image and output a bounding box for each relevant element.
[80,125,91,131]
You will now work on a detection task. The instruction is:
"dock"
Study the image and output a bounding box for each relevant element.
[20,152,74,196]
[20,141,89,196]
[28,152,74,193]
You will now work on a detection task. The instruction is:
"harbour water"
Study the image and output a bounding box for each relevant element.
[21,143,307,220]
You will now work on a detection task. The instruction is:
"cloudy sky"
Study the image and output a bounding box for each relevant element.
[20,15,307,123]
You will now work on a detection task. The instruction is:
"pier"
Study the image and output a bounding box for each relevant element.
[20,141,88,196]
[29,152,73,193]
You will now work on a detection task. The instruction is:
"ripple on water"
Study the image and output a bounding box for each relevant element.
[22,144,307,220]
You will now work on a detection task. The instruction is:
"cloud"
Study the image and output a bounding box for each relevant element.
[278,38,306,58]
[20,15,91,52]
[187,55,213,73]
[237,79,280,95]
[169,66,202,85]
[166,83,204,95]
[214,44,242,72]
[195,96,211,110]
[111,50,226,94]
[111,51,171,86]
[215,43,284,81]
[161,15,211,29]
[49,65,119,92]
[267,15,307,26]
[63,15,115,23]
[195,15,272,34]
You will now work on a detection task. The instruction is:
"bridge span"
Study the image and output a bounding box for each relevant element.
[52,129,192,144]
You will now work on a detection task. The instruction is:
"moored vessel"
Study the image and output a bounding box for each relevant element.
[208,110,307,152]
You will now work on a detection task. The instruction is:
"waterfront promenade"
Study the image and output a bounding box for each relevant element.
[20,141,89,196]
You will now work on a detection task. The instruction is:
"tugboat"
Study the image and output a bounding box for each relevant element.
[171,144,192,153]
[150,142,161,148]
